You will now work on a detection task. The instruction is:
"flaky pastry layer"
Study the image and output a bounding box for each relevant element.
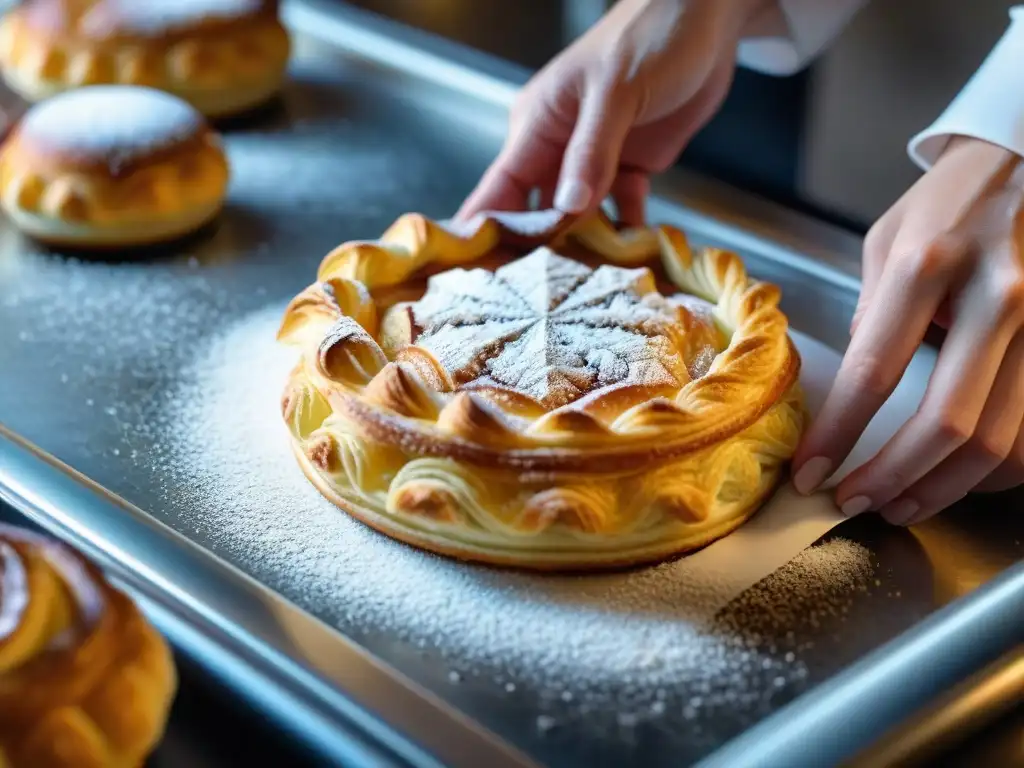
[285,369,806,569]
[0,122,229,247]
[0,524,177,766]
[0,3,290,117]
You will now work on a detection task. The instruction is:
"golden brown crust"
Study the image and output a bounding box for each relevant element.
[0,523,176,766]
[0,86,230,247]
[17,0,281,42]
[0,0,290,117]
[279,211,809,569]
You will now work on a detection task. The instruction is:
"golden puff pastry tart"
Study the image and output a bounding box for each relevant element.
[0,0,290,118]
[0,523,177,767]
[278,210,807,571]
[0,85,230,248]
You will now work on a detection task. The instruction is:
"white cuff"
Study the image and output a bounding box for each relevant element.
[908,8,1024,170]
[737,0,868,76]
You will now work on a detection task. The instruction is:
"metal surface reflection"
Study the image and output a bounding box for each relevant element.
[0,2,1020,767]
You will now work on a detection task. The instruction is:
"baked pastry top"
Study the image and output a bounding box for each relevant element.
[278,210,806,570]
[0,85,230,247]
[0,0,290,117]
[0,523,177,766]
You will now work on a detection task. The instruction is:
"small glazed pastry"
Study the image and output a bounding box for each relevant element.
[0,523,177,767]
[278,210,807,571]
[0,0,290,118]
[0,85,230,248]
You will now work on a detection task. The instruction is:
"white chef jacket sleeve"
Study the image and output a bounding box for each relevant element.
[736,0,870,76]
[908,7,1024,169]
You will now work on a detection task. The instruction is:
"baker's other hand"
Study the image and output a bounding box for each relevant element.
[793,136,1024,525]
[457,0,770,226]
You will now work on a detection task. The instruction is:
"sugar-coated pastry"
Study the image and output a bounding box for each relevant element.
[0,0,290,118]
[277,210,807,571]
[0,523,177,766]
[0,85,230,248]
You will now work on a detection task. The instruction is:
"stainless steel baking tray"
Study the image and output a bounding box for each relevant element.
[0,2,1021,766]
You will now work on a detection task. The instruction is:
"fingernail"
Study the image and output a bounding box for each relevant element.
[793,457,832,495]
[882,498,920,526]
[554,179,592,213]
[904,506,933,527]
[840,495,872,517]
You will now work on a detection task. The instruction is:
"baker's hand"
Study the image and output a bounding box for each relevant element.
[793,136,1024,525]
[457,0,770,225]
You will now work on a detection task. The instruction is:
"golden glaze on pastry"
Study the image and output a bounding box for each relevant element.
[0,85,230,247]
[278,210,807,570]
[0,0,290,117]
[0,524,177,766]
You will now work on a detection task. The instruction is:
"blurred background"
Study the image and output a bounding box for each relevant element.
[343,0,1019,233]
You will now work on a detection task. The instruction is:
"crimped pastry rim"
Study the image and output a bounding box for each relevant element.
[334,339,800,472]
[279,211,802,473]
[292,440,780,572]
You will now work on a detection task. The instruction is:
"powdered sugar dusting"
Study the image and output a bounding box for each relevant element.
[410,249,690,408]
[20,86,204,170]
[79,0,263,36]
[150,303,875,725]
[439,208,568,241]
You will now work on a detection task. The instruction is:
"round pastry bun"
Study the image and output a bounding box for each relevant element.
[0,523,177,766]
[0,85,230,248]
[0,0,290,118]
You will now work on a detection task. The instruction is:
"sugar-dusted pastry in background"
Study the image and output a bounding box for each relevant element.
[278,210,806,571]
[0,85,230,248]
[0,0,290,118]
[0,523,177,766]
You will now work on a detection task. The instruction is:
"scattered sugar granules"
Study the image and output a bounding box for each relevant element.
[146,302,875,730]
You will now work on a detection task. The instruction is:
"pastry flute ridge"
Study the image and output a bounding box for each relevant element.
[278,210,807,570]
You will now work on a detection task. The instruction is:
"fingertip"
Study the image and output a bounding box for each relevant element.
[901,505,935,527]
[453,199,480,224]
[791,456,832,496]
[792,425,830,475]
[554,177,593,214]
[611,173,649,227]
[457,174,529,222]
[839,495,872,518]
[879,497,920,526]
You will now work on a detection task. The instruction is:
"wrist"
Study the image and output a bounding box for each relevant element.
[932,136,1024,213]
[940,135,1021,175]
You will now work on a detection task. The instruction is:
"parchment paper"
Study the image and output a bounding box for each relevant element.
[677,330,938,616]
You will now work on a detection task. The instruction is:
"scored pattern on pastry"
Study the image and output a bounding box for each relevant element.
[388,247,694,410]
[279,210,807,569]
[0,525,176,766]
[279,211,800,472]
